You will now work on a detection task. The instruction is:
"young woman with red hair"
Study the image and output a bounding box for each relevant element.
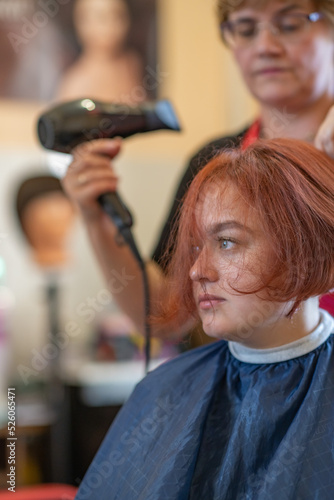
[75,139,334,499]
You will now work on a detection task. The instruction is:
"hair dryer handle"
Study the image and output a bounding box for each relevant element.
[98,192,133,230]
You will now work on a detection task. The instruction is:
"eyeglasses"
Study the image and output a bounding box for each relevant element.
[220,12,324,48]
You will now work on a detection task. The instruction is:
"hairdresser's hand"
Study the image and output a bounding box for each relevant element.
[62,138,122,221]
[314,106,334,159]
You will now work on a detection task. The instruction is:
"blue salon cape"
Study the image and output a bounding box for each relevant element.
[75,334,334,499]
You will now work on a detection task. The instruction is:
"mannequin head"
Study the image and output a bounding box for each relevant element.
[73,0,131,55]
[16,176,75,268]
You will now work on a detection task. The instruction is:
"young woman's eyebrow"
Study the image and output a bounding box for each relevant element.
[207,220,253,236]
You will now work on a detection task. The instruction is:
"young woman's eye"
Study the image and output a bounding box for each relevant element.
[219,238,235,250]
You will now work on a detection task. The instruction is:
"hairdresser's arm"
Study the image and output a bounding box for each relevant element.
[62,139,192,339]
[314,105,334,158]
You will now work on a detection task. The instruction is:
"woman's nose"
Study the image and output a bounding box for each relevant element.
[189,248,219,283]
[254,24,285,54]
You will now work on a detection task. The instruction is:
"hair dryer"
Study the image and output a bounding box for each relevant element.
[36,97,181,233]
[37,98,181,154]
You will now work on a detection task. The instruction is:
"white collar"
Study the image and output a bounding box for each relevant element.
[228,310,334,364]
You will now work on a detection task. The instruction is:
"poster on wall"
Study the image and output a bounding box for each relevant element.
[0,0,158,103]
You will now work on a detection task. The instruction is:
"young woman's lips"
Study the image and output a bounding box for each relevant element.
[198,294,226,310]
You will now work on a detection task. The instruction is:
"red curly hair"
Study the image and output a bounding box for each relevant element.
[155,138,334,327]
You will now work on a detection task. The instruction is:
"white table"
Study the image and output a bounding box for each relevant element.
[61,358,166,406]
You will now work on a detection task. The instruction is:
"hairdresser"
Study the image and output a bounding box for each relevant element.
[62,0,334,337]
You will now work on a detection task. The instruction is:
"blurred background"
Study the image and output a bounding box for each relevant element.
[0,0,257,489]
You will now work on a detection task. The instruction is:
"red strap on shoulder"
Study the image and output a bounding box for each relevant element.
[320,294,334,317]
[241,119,261,150]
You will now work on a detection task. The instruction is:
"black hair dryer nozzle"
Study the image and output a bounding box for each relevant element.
[37,98,181,154]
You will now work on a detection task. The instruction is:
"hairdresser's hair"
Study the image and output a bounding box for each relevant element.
[217,0,334,26]
[156,138,334,327]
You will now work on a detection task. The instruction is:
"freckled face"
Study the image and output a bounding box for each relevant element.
[189,183,292,344]
[229,0,334,110]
